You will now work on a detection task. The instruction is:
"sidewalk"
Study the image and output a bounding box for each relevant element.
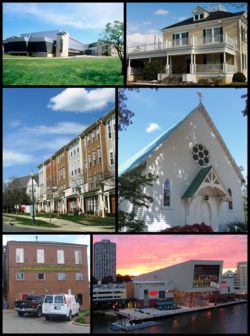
[3,215,115,232]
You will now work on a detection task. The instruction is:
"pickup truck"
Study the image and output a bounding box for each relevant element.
[14,295,45,317]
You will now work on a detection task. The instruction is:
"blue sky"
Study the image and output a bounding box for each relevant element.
[3,88,115,182]
[127,2,247,45]
[118,88,248,180]
[2,234,90,280]
[3,2,123,44]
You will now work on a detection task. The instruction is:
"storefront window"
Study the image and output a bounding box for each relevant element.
[193,265,220,288]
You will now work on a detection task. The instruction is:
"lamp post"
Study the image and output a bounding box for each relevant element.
[30,170,36,225]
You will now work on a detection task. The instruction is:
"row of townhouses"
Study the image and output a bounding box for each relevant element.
[127,4,247,84]
[36,108,116,217]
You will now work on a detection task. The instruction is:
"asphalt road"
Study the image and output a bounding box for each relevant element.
[2,217,54,232]
[3,310,90,334]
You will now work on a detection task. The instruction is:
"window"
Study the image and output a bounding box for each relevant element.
[57,250,64,264]
[37,249,44,263]
[75,161,77,174]
[193,265,220,288]
[72,182,74,192]
[96,126,100,140]
[241,26,246,42]
[16,248,24,263]
[89,153,92,168]
[108,120,111,139]
[203,27,223,43]
[60,38,63,52]
[112,115,116,132]
[16,272,24,280]
[99,173,103,181]
[93,151,96,166]
[110,151,114,165]
[173,32,189,46]
[87,134,90,146]
[89,197,97,211]
[200,13,204,19]
[163,179,171,207]
[76,273,83,280]
[94,174,98,188]
[192,143,210,167]
[228,188,233,210]
[84,137,86,151]
[195,14,198,20]
[85,161,88,173]
[71,163,73,176]
[38,273,45,280]
[58,273,65,280]
[79,180,81,186]
[75,251,82,264]
[63,167,65,179]
[98,148,101,164]
[242,53,246,70]
[64,183,66,190]
[90,176,93,189]
[92,130,95,143]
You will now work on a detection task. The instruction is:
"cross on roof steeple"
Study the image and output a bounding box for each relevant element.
[197,90,204,104]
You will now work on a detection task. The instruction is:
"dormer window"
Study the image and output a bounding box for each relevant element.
[200,13,204,19]
[194,13,204,21]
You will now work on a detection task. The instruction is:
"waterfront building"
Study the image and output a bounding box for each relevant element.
[3,240,89,309]
[94,239,116,282]
[127,4,248,84]
[235,261,247,297]
[119,99,245,232]
[133,260,226,308]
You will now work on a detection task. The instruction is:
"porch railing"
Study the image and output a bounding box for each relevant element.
[196,64,223,72]
[226,64,236,73]
[130,67,144,75]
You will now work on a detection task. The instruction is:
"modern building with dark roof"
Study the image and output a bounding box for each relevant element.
[119,99,245,232]
[127,4,247,84]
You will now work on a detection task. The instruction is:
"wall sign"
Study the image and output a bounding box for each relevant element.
[149,291,158,296]
[20,266,80,271]
[210,281,220,289]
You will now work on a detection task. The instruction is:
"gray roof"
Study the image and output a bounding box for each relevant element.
[7,174,39,189]
[162,10,245,30]
[7,241,87,247]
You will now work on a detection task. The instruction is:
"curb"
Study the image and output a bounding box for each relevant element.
[72,321,90,327]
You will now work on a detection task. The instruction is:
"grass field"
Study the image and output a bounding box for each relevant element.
[3,57,124,85]
[4,215,60,228]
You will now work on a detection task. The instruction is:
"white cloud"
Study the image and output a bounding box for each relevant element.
[127,33,162,46]
[9,120,26,128]
[128,23,140,31]
[146,123,161,133]
[2,236,31,245]
[147,29,158,34]
[3,151,34,167]
[22,122,87,135]
[154,9,169,15]
[3,3,123,30]
[47,88,115,113]
[178,16,187,22]
[143,22,152,25]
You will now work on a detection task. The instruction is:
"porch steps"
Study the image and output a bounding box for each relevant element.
[161,75,183,85]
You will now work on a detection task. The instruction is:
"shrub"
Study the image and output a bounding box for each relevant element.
[40,210,45,213]
[161,222,214,232]
[72,207,79,215]
[233,72,246,82]
[74,315,87,324]
[106,213,116,217]
[226,222,247,232]
[53,210,57,213]
[198,78,209,83]
[87,210,94,215]
[211,77,223,84]
[142,61,164,80]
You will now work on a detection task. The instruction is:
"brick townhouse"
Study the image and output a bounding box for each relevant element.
[36,107,116,217]
[3,240,89,309]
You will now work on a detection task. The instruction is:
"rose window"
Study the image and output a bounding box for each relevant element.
[192,144,210,167]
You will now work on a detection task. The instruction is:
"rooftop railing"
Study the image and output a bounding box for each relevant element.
[202,4,227,12]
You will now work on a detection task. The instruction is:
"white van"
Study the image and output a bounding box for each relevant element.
[42,294,80,321]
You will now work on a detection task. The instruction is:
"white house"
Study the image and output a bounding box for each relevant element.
[118,94,245,232]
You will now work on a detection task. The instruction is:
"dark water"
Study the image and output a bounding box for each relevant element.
[93,303,247,334]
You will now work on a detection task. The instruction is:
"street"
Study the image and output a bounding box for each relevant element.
[3,310,90,334]
[2,217,54,232]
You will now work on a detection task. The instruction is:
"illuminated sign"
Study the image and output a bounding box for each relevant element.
[166,290,174,292]
[210,281,220,289]
[20,266,80,271]
[221,281,227,284]
[221,286,228,288]
[149,291,158,296]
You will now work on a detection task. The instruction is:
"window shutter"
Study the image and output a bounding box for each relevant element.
[203,29,206,37]
[173,34,175,40]
[220,27,223,35]
[204,55,206,64]
[186,32,189,38]
[220,53,223,64]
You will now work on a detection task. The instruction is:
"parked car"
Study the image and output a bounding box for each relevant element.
[14,295,45,317]
[42,294,80,321]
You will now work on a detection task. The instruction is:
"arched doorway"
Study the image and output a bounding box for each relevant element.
[195,197,211,226]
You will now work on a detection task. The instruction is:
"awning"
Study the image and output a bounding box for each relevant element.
[93,298,135,303]
[155,301,177,305]
[182,166,212,199]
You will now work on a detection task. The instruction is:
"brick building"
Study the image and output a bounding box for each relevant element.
[3,240,89,309]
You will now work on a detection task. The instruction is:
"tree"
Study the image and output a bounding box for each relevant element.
[242,177,248,223]
[118,171,159,232]
[92,276,98,285]
[98,21,124,74]
[102,275,114,284]
[142,61,164,81]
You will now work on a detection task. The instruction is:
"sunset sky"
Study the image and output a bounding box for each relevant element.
[93,235,247,276]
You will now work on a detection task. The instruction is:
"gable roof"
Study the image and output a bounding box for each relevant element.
[7,174,39,190]
[181,166,213,199]
[118,104,245,183]
[162,10,245,30]
[118,104,200,177]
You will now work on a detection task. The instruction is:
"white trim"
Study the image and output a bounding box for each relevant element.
[161,176,173,210]
[16,272,24,280]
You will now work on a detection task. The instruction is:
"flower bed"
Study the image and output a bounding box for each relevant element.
[161,222,214,232]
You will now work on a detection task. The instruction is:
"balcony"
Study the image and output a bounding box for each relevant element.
[127,33,237,54]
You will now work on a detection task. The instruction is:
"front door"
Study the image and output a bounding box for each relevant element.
[77,294,83,306]
[196,198,211,226]
[186,59,191,73]
[110,195,116,213]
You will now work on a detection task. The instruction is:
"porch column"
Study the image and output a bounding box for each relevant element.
[193,53,196,74]
[102,194,105,218]
[149,57,151,63]
[234,55,236,72]
[165,55,169,72]
[145,43,148,51]
[163,40,168,49]
[190,53,193,74]
[223,52,227,73]
[170,56,172,73]
[107,193,110,213]
[82,196,85,213]
[127,58,131,75]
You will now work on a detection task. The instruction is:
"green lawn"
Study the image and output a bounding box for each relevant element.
[3,58,124,85]
[57,214,116,226]
[226,82,248,86]
[4,215,60,228]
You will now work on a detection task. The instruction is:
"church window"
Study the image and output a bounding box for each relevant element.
[192,143,210,167]
[164,179,171,207]
[228,188,233,210]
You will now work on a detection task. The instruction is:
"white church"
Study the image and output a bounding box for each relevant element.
[118,92,245,232]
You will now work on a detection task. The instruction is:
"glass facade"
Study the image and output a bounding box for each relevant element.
[193,264,220,288]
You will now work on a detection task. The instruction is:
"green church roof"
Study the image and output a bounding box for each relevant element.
[181,166,213,199]
[118,104,201,177]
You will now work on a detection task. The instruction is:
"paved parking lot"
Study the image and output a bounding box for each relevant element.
[3,310,90,334]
